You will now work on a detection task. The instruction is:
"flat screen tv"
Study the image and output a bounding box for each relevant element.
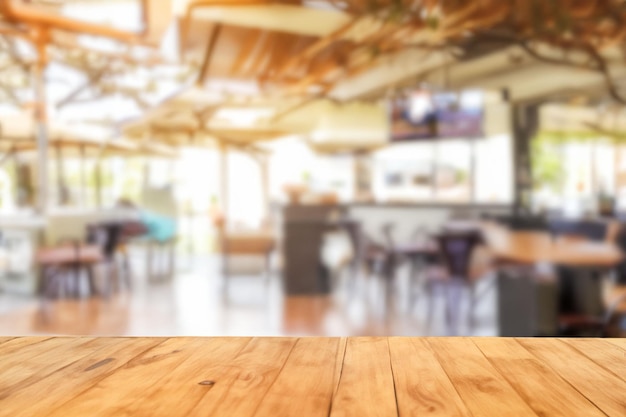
[389,90,484,141]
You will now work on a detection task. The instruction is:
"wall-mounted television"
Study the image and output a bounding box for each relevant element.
[389,90,484,141]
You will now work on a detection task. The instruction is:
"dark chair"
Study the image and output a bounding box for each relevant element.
[86,222,135,294]
[342,222,401,309]
[425,230,486,335]
[548,219,617,319]
[340,220,366,285]
[495,215,549,231]
[558,290,626,337]
[614,224,626,285]
[547,218,609,242]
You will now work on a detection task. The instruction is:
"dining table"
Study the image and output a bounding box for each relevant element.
[479,222,624,335]
[0,336,625,417]
[481,222,623,267]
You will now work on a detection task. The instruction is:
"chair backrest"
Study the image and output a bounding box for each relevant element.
[381,222,395,250]
[435,231,482,279]
[340,220,365,266]
[602,290,626,336]
[548,219,609,242]
[496,215,548,231]
[86,223,124,259]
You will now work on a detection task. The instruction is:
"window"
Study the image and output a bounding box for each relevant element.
[532,138,620,214]
[372,135,513,204]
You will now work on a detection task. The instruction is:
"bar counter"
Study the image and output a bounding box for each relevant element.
[1,336,624,416]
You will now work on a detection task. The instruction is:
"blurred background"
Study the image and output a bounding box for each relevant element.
[0,0,625,337]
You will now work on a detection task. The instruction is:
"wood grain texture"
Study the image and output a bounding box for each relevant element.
[332,337,347,397]
[0,336,53,356]
[330,337,397,417]
[0,337,165,417]
[604,338,626,350]
[0,337,97,395]
[120,337,251,417]
[0,337,15,346]
[43,338,251,416]
[428,338,539,417]
[388,337,471,417]
[186,337,297,417]
[253,337,339,417]
[1,337,625,417]
[473,338,607,417]
[561,338,626,383]
[518,338,626,416]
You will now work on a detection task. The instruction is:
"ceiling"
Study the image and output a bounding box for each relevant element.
[1,0,626,152]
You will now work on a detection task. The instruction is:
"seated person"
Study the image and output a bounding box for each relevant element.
[116,198,176,243]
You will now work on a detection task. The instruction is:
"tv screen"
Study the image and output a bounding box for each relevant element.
[389,90,484,141]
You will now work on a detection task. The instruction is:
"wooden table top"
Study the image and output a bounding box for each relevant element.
[1,337,625,417]
[482,223,623,267]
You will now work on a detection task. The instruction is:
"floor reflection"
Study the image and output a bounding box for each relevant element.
[0,256,499,336]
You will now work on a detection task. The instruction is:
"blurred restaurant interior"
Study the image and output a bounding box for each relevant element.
[1,0,626,338]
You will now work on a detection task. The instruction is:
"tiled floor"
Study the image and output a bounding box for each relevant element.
[0,254,499,336]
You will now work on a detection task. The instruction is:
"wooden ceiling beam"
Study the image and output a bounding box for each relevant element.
[241,31,272,77]
[278,20,412,94]
[229,29,266,76]
[197,23,223,85]
[51,37,174,67]
[274,17,360,78]
[1,0,154,45]
[55,64,110,109]
[276,18,360,76]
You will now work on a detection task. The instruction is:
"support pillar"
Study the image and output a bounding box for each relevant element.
[33,40,49,214]
[512,103,539,215]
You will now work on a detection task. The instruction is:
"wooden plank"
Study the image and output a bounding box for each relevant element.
[387,337,472,417]
[0,337,165,417]
[562,339,626,383]
[186,337,298,417]
[0,337,16,346]
[108,337,252,417]
[332,337,347,397]
[604,338,626,350]
[428,338,539,417]
[0,337,53,355]
[473,338,606,417]
[42,337,250,417]
[0,337,98,393]
[518,338,626,417]
[253,338,339,417]
[330,337,397,417]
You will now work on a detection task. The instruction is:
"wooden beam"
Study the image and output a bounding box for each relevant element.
[274,17,360,79]
[288,22,418,95]
[245,31,276,78]
[55,65,110,109]
[1,0,154,45]
[197,23,223,85]
[229,29,268,76]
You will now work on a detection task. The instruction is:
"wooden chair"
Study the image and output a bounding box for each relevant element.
[37,241,103,299]
[219,228,275,295]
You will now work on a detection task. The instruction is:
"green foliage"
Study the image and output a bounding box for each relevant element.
[455,169,468,184]
[426,16,439,30]
[531,139,564,191]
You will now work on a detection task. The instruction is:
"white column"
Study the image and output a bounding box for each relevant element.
[33,43,49,214]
